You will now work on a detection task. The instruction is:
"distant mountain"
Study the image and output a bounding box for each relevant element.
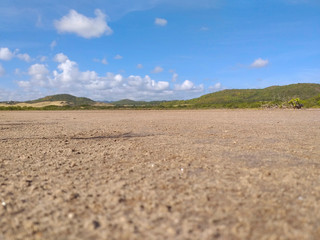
[27,94,96,106]
[112,99,166,106]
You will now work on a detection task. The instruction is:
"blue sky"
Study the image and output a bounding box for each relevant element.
[0,0,319,101]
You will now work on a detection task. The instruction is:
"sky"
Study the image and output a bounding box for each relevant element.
[0,0,319,101]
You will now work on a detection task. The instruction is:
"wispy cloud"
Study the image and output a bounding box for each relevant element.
[0,64,5,77]
[152,66,164,73]
[50,41,57,50]
[155,18,168,26]
[114,54,123,60]
[17,53,31,62]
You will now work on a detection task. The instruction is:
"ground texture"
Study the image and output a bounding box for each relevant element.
[0,110,319,240]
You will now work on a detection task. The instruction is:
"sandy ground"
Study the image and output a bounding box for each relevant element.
[0,110,319,240]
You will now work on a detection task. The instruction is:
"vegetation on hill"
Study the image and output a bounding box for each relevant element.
[159,83,320,109]
[27,94,95,106]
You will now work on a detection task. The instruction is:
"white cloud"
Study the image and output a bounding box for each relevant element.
[18,64,49,88]
[251,58,269,68]
[40,56,47,62]
[172,72,178,82]
[0,48,14,61]
[175,80,204,92]
[16,54,205,101]
[155,18,167,26]
[175,80,194,91]
[137,64,143,69]
[200,26,209,31]
[54,53,69,63]
[0,64,5,77]
[17,53,31,62]
[208,82,222,92]
[152,66,164,73]
[0,48,32,62]
[114,54,123,60]
[94,58,108,64]
[14,68,21,75]
[50,40,57,50]
[28,64,49,86]
[54,9,113,39]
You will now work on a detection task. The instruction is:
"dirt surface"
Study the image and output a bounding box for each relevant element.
[1,110,319,240]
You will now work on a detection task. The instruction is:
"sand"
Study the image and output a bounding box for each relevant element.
[0,109,319,240]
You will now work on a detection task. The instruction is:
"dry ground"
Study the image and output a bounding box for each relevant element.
[0,110,319,240]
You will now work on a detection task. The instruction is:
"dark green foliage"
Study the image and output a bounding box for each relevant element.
[288,98,303,109]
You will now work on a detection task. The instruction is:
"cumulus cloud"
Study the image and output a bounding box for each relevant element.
[0,47,32,62]
[0,64,5,77]
[28,64,49,80]
[137,64,143,69]
[175,80,204,92]
[18,64,50,88]
[17,53,31,62]
[251,58,269,68]
[209,82,222,92]
[54,9,113,38]
[155,18,167,26]
[152,66,164,73]
[0,48,14,61]
[16,54,205,101]
[114,54,123,60]
[54,53,69,63]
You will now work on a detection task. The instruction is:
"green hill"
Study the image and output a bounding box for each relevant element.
[27,94,96,106]
[161,83,320,108]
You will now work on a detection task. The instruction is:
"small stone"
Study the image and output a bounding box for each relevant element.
[2,201,6,207]
[92,220,100,229]
[68,213,74,219]
[181,168,184,172]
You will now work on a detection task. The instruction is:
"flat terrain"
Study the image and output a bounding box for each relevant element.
[0,110,319,240]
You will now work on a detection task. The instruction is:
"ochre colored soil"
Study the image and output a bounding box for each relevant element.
[1,110,319,240]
